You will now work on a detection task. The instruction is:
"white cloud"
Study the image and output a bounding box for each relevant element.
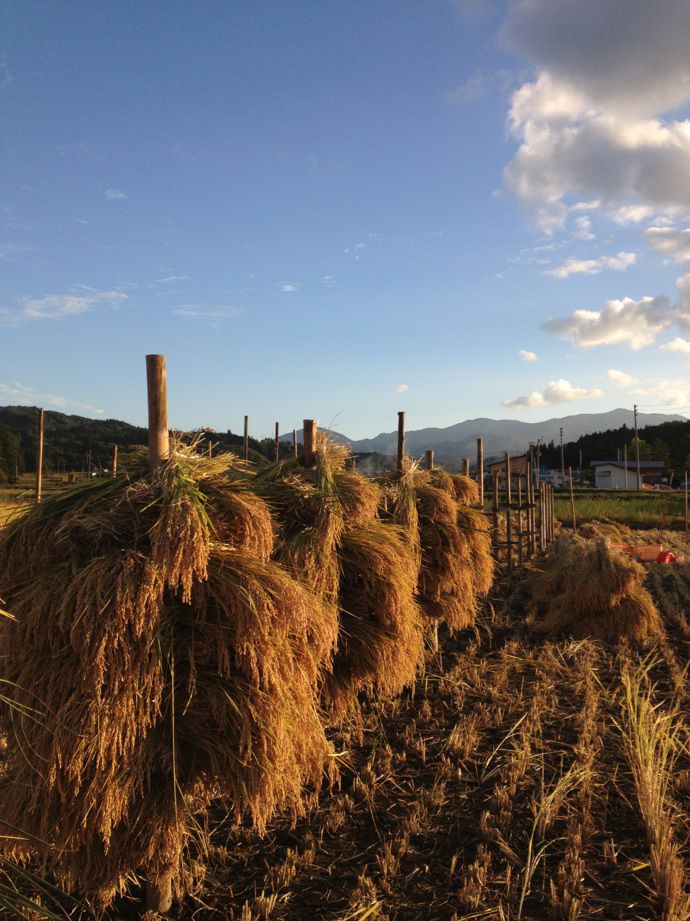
[0,288,127,323]
[504,377,603,409]
[395,383,410,393]
[612,205,653,225]
[543,295,673,350]
[0,381,103,415]
[104,188,128,200]
[573,215,595,240]
[154,275,189,284]
[608,369,635,387]
[660,337,690,354]
[280,283,298,293]
[321,275,336,287]
[545,251,635,279]
[643,227,690,263]
[631,378,690,408]
[519,349,538,362]
[502,2,690,221]
[173,305,242,320]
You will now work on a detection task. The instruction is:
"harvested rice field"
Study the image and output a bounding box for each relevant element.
[3,442,690,920]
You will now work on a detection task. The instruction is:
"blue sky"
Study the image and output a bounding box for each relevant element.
[3,1,690,438]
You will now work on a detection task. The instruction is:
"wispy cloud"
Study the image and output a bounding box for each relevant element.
[280,283,298,293]
[445,69,513,105]
[0,53,14,90]
[321,275,336,287]
[643,227,690,263]
[394,383,410,393]
[173,305,243,321]
[545,251,636,279]
[0,381,103,415]
[104,188,128,200]
[0,287,127,324]
[504,378,603,409]
[518,349,537,362]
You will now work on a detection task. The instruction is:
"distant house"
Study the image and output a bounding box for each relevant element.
[486,454,530,487]
[591,460,666,489]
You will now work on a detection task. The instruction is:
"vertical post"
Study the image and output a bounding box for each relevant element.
[526,460,535,557]
[303,419,317,467]
[560,427,565,489]
[624,443,629,489]
[146,354,169,471]
[634,404,641,490]
[685,468,688,535]
[538,482,545,552]
[505,453,512,572]
[243,415,249,462]
[35,407,44,503]
[292,428,298,458]
[569,466,576,531]
[477,437,484,508]
[397,411,406,472]
[517,473,524,570]
[492,470,499,557]
[274,422,280,463]
[549,484,555,543]
[425,449,434,471]
[112,444,118,478]
[462,457,470,477]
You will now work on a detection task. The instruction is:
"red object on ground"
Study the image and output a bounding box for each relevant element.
[656,550,676,564]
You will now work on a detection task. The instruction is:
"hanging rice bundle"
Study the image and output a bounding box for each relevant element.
[526,534,663,644]
[0,444,334,908]
[254,439,423,719]
[385,463,494,631]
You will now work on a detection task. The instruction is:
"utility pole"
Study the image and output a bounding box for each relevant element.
[633,404,641,490]
[560,427,565,489]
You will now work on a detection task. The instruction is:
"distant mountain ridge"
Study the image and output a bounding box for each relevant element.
[348,409,687,464]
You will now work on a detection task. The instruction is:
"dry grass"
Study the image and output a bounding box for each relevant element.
[527,533,664,643]
[0,442,333,909]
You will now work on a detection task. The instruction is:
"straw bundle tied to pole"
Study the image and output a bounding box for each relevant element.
[526,533,663,644]
[0,441,334,908]
[384,463,494,630]
[254,438,423,720]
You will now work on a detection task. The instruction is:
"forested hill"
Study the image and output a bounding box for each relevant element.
[0,406,282,479]
[540,418,690,473]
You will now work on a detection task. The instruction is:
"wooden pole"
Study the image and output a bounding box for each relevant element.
[492,470,499,557]
[208,441,212,458]
[549,484,555,543]
[303,419,317,468]
[145,354,169,471]
[35,407,44,503]
[397,411,406,472]
[517,473,524,569]
[112,444,118,478]
[505,453,513,572]
[477,437,484,508]
[624,443,629,489]
[243,415,249,462]
[525,460,534,557]
[569,466,576,531]
[274,422,280,463]
[685,468,688,535]
[292,429,298,458]
[426,449,434,471]
[462,457,470,477]
[538,482,545,552]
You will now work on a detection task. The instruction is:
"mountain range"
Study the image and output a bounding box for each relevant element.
[290,409,687,464]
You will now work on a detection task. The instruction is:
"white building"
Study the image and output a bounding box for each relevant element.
[591,460,665,489]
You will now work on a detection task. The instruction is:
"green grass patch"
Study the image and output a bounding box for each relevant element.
[554,489,688,530]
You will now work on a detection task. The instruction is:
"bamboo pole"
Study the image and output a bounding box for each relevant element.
[462,457,470,477]
[112,444,118,478]
[492,469,499,557]
[274,422,280,463]
[568,466,576,531]
[303,419,317,468]
[526,460,534,557]
[426,449,434,471]
[539,482,545,552]
[517,473,524,569]
[35,407,44,503]
[397,411,405,472]
[145,354,169,470]
[477,437,484,508]
[292,429,298,458]
[505,453,512,572]
[243,415,249,462]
